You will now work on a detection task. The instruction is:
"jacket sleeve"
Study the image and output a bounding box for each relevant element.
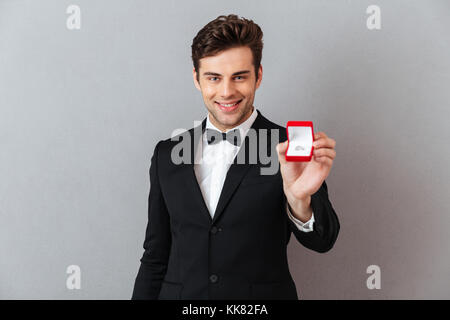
[132,141,171,299]
[285,180,340,253]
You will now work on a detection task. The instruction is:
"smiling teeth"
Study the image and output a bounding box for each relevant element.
[219,101,239,107]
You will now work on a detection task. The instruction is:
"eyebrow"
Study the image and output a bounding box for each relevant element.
[202,70,251,77]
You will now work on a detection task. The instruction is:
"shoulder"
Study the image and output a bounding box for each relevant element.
[157,125,197,151]
[257,113,288,142]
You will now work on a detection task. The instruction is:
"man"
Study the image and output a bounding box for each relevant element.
[132,14,339,300]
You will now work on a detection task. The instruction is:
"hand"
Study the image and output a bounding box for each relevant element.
[276,132,336,220]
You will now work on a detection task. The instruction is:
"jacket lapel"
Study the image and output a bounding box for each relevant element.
[185,117,213,224]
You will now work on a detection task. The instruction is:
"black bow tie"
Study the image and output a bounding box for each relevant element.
[206,128,241,146]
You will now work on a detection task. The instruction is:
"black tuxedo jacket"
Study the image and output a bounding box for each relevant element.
[132,109,339,300]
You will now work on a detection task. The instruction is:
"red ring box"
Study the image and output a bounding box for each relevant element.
[285,121,314,162]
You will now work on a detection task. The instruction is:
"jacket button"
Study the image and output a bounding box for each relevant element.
[209,274,218,283]
[211,226,218,234]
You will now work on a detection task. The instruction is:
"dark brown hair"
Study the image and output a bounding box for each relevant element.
[191,14,263,82]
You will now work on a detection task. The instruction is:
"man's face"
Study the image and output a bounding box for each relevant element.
[193,46,262,132]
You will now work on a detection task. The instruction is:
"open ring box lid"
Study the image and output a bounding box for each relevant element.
[285,121,314,162]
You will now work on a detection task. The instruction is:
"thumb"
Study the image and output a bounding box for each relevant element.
[276,140,289,164]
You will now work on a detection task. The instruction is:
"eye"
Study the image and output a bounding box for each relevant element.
[234,76,245,80]
[209,77,219,81]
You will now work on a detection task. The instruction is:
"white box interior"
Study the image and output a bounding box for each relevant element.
[286,126,313,157]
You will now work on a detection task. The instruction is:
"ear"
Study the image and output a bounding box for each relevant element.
[193,67,201,91]
[255,64,263,90]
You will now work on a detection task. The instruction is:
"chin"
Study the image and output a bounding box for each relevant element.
[209,102,251,127]
[217,115,238,126]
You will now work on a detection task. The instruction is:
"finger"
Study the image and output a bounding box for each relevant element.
[313,137,336,149]
[313,148,336,159]
[314,156,333,166]
[314,131,328,141]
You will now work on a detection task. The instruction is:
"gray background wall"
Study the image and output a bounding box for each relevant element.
[1,0,449,299]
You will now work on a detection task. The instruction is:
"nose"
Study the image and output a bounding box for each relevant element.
[219,78,236,98]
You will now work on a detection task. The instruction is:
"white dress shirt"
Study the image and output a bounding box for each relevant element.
[193,107,315,232]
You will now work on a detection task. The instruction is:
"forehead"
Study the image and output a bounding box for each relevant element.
[199,46,253,74]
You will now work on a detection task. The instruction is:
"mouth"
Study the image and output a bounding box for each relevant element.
[215,99,243,113]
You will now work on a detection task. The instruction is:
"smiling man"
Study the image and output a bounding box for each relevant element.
[132,14,340,300]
